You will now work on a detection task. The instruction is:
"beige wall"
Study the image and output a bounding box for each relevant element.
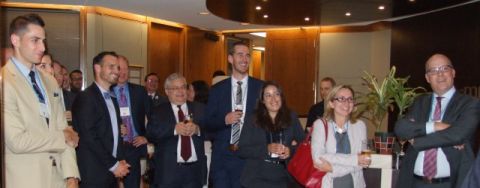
[86,13,148,86]
[318,29,391,138]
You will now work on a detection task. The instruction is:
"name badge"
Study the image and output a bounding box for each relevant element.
[120,107,131,117]
[39,103,50,118]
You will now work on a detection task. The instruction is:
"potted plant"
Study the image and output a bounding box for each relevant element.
[355,66,424,154]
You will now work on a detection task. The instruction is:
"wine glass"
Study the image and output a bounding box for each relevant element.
[361,139,373,157]
[398,138,406,156]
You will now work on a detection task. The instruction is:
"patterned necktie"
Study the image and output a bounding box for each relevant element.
[178,105,192,161]
[119,87,134,142]
[29,71,45,103]
[423,96,443,179]
[231,81,243,145]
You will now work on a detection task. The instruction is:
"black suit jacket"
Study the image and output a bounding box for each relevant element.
[394,92,480,188]
[150,91,168,108]
[238,112,305,188]
[306,101,324,128]
[62,89,76,111]
[146,101,206,186]
[122,82,151,156]
[72,83,125,187]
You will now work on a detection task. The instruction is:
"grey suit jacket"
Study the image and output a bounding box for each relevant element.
[394,92,480,188]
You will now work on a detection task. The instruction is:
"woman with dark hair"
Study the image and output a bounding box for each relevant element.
[238,81,305,188]
[191,80,209,104]
[311,85,370,188]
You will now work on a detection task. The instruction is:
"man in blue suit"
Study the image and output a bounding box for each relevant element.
[206,41,264,188]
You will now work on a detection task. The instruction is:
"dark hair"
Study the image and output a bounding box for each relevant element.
[212,70,226,78]
[69,69,83,78]
[320,77,336,86]
[191,80,209,104]
[92,51,118,75]
[255,81,292,132]
[9,14,45,37]
[228,41,249,55]
[144,72,158,82]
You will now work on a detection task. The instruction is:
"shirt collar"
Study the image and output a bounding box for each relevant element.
[11,57,37,78]
[231,75,248,86]
[433,87,455,101]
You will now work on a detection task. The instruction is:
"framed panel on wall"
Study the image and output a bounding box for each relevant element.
[129,65,144,85]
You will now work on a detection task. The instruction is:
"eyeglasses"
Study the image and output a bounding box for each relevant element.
[333,97,354,103]
[167,85,187,91]
[426,65,453,75]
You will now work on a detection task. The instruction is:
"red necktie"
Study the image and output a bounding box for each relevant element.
[177,105,192,161]
[423,96,443,179]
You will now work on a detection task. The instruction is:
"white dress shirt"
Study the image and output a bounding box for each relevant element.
[172,103,199,163]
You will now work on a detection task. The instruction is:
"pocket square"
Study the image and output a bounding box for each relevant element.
[54,92,59,97]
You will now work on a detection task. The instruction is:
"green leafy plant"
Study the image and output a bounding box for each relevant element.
[355,66,425,132]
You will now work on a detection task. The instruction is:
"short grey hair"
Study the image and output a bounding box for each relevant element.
[164,73,186,89]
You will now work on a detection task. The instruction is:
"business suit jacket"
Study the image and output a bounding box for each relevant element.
[394,92,480,188]
[238,112,305,188]
[306,101,325,128]
[146,101,207,186]
[62,89,76,111]
[205,77,263,176]
[121,82,151,155]
[72,83,125,187]
[149,91,168,108]
[311,119,367,188]
[2,60,79,188]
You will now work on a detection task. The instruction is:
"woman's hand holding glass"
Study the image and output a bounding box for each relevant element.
[267,143,289,159]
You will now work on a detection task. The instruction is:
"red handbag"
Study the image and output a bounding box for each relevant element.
[288,118,328,187]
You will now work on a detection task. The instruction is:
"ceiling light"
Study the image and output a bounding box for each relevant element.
[253,46,265,51]
[345,12,351,16]
[256,6,262,10]
[263,14,269,18]
[199,12,210,15]
[304,17,310,21]
[409,0,415,2]
[378,5,385,10]
[250,32,266,38]
[240,22,250,25]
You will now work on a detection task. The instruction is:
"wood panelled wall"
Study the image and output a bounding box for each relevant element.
[265,28,319,116]
[148,22,183,92]
[184,28,225,85]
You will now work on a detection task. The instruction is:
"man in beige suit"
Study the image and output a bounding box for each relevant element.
[2,14,80,188]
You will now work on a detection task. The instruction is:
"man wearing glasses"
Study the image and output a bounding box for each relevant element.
[395,54,480,188]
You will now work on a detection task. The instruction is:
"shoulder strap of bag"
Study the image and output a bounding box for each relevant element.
[305,118,329,142]
[321,118,328,141]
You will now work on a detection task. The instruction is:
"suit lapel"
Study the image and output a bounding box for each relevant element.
[246,77,258,113]
[443,91,460,122]
[225,78,233,111]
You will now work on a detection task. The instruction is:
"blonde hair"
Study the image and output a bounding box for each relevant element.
[323,85,357,123]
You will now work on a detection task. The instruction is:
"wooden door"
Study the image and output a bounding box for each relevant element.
[148,22,183,92]
[265,29,318,116]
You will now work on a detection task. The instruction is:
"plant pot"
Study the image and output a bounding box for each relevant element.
[374,132,395,154]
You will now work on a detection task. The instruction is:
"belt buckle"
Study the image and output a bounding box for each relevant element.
[423,177,433,184]
[229,144,239,152]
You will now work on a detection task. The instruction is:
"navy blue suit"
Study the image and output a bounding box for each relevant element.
[73,84,125,188]
[205,77,263,188]
[147,102,206,188]
[115,83,151,188]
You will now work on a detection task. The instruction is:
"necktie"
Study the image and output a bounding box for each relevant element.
[231,81,243,145]
[119,87,134,142]
[424,96,443,179]
[178,105,192,161]
[29,71,45,103]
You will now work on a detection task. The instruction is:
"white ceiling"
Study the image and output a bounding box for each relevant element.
[7,0,289,31]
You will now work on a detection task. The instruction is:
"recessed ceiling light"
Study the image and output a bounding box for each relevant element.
[256,6,262,10]
[263,14,269,18]
[409,0,415,2]
[304,17,310,21]
[199,12,210,15]
[240,22,250,25]
[378,5,385,10]
[345,12,351,16]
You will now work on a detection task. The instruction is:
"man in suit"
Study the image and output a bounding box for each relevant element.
[72,51,130,187]
[306,77,336,130]
[70,69,83,94]
[114,55,151,187]
[206,41,264,188]
[145,72,168,107]
[394,53,480,188]
[2,13,80,188]
[53,61,75,124]
[147,73,206,188]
